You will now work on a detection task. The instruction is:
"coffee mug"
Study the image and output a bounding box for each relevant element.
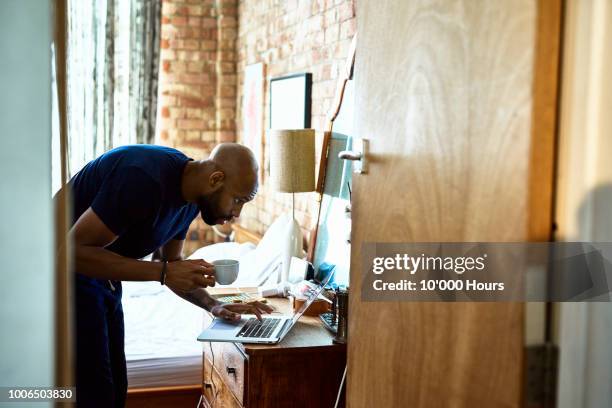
[213,259,239,285]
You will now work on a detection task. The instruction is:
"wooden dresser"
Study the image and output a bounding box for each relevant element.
[200,296,346,408]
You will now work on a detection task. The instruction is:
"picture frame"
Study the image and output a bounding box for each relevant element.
[242,63,265,181]
[269,72,312,130]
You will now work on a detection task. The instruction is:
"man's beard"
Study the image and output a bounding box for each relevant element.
[197,190,229,226]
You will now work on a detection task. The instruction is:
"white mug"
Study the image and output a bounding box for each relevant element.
[213,259,239,285]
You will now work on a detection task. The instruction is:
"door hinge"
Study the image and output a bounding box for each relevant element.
[525,343,558,408]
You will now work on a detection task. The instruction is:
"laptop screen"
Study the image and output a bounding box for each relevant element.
[291,268,335,325]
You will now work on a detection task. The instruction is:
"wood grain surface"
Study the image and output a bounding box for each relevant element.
[348,1,560,407]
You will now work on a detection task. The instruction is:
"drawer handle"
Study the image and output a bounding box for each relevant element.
[226,367,236,375]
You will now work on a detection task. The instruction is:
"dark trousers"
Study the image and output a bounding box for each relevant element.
[75,274,127,407]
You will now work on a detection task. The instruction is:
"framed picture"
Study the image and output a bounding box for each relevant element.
[269,73,312,129]
[242,63,265,180]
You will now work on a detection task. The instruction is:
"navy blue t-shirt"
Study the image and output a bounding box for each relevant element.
[69,145,199,259]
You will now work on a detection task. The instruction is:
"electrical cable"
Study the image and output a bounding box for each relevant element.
[208,342,219,407]
[211,224,232,240]
[334,365,347,408]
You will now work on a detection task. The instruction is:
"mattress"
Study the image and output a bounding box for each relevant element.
[123,281,205,388]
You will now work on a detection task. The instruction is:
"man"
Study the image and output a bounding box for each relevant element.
[62,143,272,407]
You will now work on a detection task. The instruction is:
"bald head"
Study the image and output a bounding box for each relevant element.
[181,143,259,225]
[209,143,258,197]
[209,143,258,180]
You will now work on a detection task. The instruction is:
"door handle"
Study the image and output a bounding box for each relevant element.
[339,138,368,174]
[338,151,362,161]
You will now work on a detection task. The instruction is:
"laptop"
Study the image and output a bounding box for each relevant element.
[197,271,334,344]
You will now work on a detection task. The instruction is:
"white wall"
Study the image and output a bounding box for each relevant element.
[0,0,55,403]
[555,0,612,407]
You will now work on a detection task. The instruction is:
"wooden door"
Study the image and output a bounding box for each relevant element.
[348,1,561,407]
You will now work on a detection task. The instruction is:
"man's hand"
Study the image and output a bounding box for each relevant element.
[211,301,274,321]
[165,259,216,292]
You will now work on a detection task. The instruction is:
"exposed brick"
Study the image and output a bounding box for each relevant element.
[160,49,176,60]
[217,131,235,142]
[178,73,211,85]
[171,16,188,26]
[219,84,236,98]
[177,119,208,130]
[187,61,206,73]
[219,15,237,28]
[338,1,354,22]
[218,97,236,108]
[339,18,356,39]
[201,40,217,51]
[162,3,176,16]
[306,15,323,33]
[324,24,339,45]
[187,17,201,27]
[187,5,204,16]
[202,17,217,29]
[311,0,324,15]
[323,7,338,26]
[201,131,217,142]
[162,60,171,72]
[219,27,238,42]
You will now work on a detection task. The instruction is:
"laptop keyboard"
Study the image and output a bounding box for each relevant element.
[236,318,281,338]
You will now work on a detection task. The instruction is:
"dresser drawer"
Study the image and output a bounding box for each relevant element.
[203,341,247,405]
[202,351,242,408]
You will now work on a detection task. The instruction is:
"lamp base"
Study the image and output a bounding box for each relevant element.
[280,217,302,285]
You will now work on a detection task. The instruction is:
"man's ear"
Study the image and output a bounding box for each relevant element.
[209,170,225,189]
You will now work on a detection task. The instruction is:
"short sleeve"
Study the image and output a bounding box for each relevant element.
[91,167,161,236]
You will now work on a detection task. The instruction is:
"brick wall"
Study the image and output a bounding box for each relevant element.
[158,0,238,253]
[158,0,356,252]
[235,0,356,243]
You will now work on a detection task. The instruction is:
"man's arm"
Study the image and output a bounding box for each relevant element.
[160,239,185,262]
[169,286,221,312]
[72,208,162,281]
[71,208,215,292]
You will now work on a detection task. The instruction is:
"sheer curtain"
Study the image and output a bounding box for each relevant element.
[52,0,161,193]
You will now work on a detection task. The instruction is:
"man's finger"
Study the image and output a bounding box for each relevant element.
[194,275,215,288]
[249,305,263,321]
[248,301,273,314]
[190,266,215,277]
[215,307,239,321]
[221,308,240,321]
[187,259,214,268]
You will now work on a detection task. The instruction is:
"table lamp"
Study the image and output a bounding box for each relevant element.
[269,129,315,284]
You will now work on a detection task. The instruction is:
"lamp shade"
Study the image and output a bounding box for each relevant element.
[269,129,315,193]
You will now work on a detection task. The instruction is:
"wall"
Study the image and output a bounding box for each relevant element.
[555,0,612,406]
[235,0,357,241]
[0,0,54,399]
[158,0,239,251]
[159,0,356,250]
